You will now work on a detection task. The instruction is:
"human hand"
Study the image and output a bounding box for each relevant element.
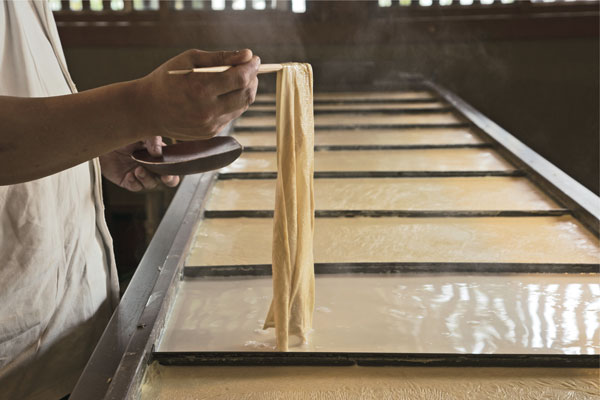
[136,49,260,141]
[100,136,180,192]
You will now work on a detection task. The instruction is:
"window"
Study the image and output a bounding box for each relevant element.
[51,0,597,47]
[50,0,307,12]
[376,0,592,6]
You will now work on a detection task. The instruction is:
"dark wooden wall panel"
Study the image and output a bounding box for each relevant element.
[55,2,599,195]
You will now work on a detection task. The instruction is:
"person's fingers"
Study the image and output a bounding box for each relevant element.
[164,49,247,69]
[122,171,143,192]
[134,166,159,190]
[123,169,178,191]
[189,48,253,68]
[166,49,253,71]
[226,49,254,66]
[200,55,260,96]
[161,175,180,187]
[149,49,260,141]
[145,136,164,157]
[216,75,258,125]
[216,75,258,115]
[214,108,247,132]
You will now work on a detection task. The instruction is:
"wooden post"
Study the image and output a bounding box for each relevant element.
[159,0,170,20]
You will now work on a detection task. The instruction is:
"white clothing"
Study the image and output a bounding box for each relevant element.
[0,1,119,399]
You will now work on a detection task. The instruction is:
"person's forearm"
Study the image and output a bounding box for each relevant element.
[0,48,260,185]
[0,79,148,185]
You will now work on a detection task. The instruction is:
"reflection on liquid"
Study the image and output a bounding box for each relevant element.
[158,274,600,355]
[221,149,512,174]
[206,177,559,212]
[563,284,583,354]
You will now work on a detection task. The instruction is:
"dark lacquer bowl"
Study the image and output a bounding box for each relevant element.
[131,136,243,176]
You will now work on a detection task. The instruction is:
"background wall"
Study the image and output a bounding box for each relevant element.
[64,36,599,194]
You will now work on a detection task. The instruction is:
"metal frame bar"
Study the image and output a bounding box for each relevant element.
[71,145,222,399]
[254,98,442,106]
[106,172,217,399]
[219,170,525,180]
[153,351,599,368]
[203,209,570,218]
[183,262,599,277]
[243,143,491,152]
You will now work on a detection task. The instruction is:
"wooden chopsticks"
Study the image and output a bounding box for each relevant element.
[168,64,283,75]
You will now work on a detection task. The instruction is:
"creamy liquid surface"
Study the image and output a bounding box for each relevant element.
[235,112,462,128]
[206,177,559,211]
[186,216,600,266]
[158,274,600,354]
[234,128,483,147]
[249,102,448,112]
[140,362,599,400]
[313,91,436,100]
[222,148,512,173]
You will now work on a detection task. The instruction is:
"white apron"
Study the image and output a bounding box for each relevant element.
[0,1,119,399]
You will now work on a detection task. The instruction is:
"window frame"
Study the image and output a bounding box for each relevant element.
[53,1,599,46]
